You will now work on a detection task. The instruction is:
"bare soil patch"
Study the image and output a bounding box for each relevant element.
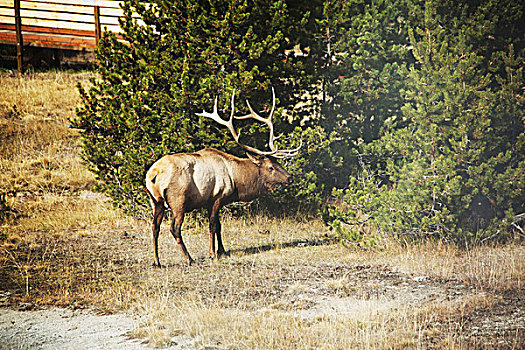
[452,290,524,349]
[0,307,152,350]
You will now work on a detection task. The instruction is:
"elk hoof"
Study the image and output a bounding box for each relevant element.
[187,258,195,266]
[152,262,162,268]
[217,249,229,258]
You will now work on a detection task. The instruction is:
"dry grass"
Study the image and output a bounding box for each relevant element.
[132,297,422,349]
[1,71,523,349]
[0,71,136,308]
[383,240,524,292]
[127,236,524,349]
[0,71,95,199]
[0,71,119,233]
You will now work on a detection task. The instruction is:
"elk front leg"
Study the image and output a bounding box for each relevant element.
[208,200,226,259]
[170,211,194,266]
[216,226,226,258]
[151,200,165,267]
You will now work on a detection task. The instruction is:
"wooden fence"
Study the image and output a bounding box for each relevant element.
[0,0,129,72]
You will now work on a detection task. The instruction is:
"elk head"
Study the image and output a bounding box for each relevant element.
[246,153,292,191]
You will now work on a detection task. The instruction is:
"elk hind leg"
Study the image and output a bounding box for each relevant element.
[170,209,194,266]
[151,199,165,268]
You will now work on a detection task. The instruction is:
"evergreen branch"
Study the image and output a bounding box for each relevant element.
[338,215,371,226]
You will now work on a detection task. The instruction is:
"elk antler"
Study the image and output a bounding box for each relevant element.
[197,88,301,158]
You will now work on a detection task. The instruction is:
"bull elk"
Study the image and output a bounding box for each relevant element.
[145,88,300,266]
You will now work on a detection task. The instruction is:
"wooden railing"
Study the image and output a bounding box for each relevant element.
[0,0,130,72]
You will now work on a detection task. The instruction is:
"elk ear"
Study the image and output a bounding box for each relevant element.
[246,152,263,166]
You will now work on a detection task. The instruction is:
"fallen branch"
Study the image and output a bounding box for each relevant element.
[511,223,524,236]
[481,230,501,243]
[341,238,372,251]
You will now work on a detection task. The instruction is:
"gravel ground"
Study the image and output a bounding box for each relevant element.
[0,307,194,350]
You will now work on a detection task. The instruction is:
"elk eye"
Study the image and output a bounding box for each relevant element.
[269,166,274,171]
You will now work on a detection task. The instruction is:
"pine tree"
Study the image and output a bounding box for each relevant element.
[306,0,416,195]
[329,0,524,243]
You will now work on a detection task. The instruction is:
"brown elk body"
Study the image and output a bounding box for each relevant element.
[145,89,299,266]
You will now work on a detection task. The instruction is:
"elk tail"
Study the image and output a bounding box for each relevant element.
[145,168,160,202]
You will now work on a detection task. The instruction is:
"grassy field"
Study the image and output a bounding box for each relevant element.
[1,71,524,349]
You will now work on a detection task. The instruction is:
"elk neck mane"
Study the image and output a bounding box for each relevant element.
[201,147,264,201]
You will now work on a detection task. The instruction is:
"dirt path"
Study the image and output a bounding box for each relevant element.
[0,307,195,350]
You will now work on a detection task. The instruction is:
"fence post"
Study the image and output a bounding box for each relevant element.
[14,0,23,74]
[94,5,101,47]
